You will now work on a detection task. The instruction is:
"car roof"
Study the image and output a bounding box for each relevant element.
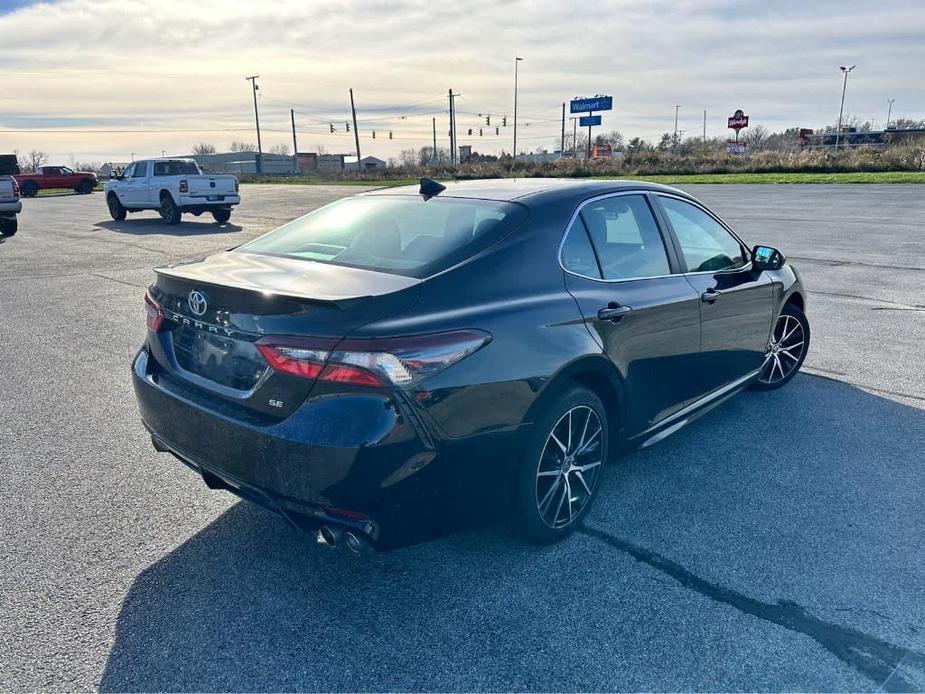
[362,177,691,204]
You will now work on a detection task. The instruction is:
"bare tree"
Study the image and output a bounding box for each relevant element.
[599,130,625,151]
[17,149,48,172]
[229,141,257,152]
[192,142,217,154]
[268,143,290,156]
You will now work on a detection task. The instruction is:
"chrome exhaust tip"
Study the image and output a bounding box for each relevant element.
[343,530,372,556]
[316,525,341,548]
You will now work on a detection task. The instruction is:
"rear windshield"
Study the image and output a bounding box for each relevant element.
[238,195,528,278]
[153,160,200,176]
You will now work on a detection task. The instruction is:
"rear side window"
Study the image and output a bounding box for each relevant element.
[577,195,670,280]
[561,221,601,278]
[238,195,528,278]
[154,160,200,176]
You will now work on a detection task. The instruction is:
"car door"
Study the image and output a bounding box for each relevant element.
[653,193,774,395]
[122,161,148,206]
[42,167,64,188]
[561,192,703,437]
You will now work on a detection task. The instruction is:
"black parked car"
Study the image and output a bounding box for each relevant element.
[133,179,809,551]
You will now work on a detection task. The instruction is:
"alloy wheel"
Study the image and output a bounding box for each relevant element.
[535,405,604,529]
[759,313,805,385]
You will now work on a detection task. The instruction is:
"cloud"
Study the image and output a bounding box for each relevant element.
[1,0,923,161]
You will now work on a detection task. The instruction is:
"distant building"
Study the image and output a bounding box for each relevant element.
[344,155,387,172]
[186,151,296,175]
[297,153,346,174]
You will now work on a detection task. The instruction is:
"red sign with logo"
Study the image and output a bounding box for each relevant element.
[728,109,749,131]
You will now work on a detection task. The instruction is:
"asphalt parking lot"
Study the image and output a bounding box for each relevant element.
[1,183,924,691]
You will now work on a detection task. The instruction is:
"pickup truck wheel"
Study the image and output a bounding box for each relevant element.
[0,217,17,237]
[107,193,127,221]
[76,179,95,194]
[20,181,38,198]
[211,208,231,224]
[159,195,182,225]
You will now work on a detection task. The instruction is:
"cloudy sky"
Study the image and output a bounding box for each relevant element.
[2,0,924,164]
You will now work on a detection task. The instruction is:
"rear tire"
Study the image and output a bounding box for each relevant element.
[750,303,810,391]
[76,179,95,194]
[159,194,182,225]
[0,217,17,237]
[516,386,608,544]
[211,208,231,224]
[107,193,127,221]
[21,181,38,198]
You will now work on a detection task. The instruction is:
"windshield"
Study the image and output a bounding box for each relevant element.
[153,160,201,176]
[238,195,528,278]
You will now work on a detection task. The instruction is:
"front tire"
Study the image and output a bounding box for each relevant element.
[0,217,17,237]
[211,208,231,224]
[159,195,182,225]
[751,303,810,390]
[516,387,608,544]
[107,193,127,221]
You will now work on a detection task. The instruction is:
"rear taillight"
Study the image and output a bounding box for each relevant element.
[255,330,491,387]
[11,179,19,199]
[234,178,239,192]
[179,180,188,193]
[144,291,165,332]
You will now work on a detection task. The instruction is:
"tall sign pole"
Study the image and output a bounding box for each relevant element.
[245,75,263,174]
[349,88,361,165]
[432,117,437,166]
[570,96,611,160]
[560,102,566,156]
[513,57,523,162]
[290,109,299,174]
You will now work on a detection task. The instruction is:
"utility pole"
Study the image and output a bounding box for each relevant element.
[570,117,578,156]
[290,109,299,174]
[560,102,566,156]
[673,105,681,151]
[703,110,707,143]
[349,88,361,166]
[449,89,459,165]
[512,57,523,163]
[835,65,855,151]
[245,75,263,174]
[587,111,593,160]
[432,117,437,166]
[886,98,895,129]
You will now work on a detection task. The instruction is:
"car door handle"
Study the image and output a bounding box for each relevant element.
[700,289,722,303]
[597,305,633,321]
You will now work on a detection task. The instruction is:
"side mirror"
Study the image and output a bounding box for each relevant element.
[752,245,785,271]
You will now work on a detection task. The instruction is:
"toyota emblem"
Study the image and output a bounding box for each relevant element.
[188,290,208,316]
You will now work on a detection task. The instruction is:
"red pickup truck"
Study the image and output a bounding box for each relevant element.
[15,166,99,197]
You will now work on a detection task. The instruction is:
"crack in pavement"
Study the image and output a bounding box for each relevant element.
[580,525,925,691]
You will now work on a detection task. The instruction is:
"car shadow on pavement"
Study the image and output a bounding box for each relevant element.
[96,218,243,236]
[98,375,925,692]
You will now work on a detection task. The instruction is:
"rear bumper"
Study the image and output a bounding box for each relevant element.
[0,200,21,214]
[177,194,240,208]
[132,349,523,548]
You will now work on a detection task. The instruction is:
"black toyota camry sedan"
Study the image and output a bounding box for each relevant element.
[133,178,809,551]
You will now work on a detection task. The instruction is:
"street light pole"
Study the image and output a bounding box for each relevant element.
[513,57,523,163]
[835,65,855,151]
[245,75,263,173]
[674,105,681,150]
[886,98,895,129]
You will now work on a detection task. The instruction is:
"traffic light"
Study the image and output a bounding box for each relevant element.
[502,116,507,127]
[346,122,350,132]
[389,131,393,140]
[495,127,499,135]
[468,128,473,136]
[329,123,335,133]
[372,131,376,139]
[479,128,483,136]
[486,115,490,125]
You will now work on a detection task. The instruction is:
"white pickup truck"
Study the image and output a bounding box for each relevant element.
[0,176,22,237]
[104,158,240,225]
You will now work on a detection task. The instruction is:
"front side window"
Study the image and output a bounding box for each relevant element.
[121,163,135,178]
[239,195,528,278]
[659,196,747,272]
[577,194,671,280]
[131,162,147,178]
